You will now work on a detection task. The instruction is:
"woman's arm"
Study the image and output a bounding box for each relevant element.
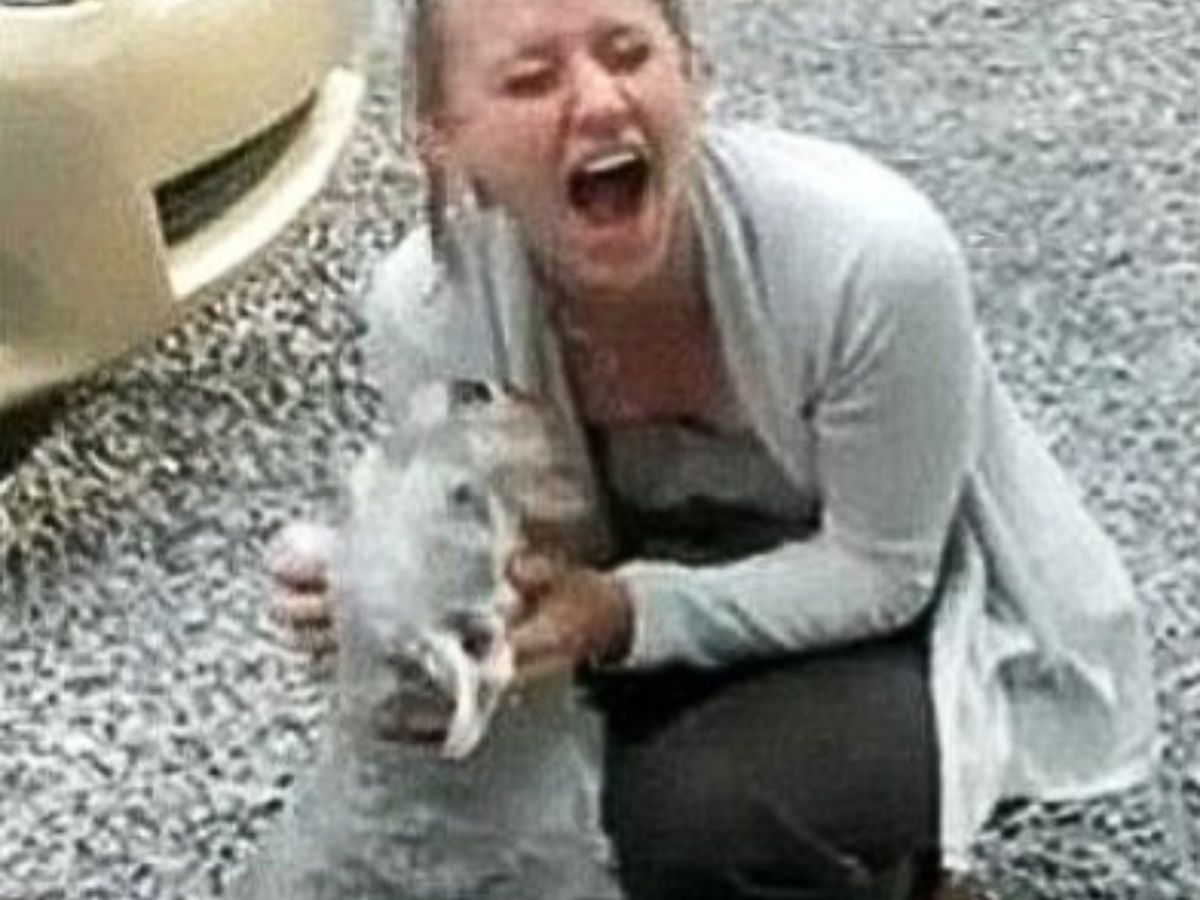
[612,213,982,668]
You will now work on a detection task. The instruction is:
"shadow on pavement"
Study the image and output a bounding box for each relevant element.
[0,393,64,479]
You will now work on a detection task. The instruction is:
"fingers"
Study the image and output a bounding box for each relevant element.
[268,586,332,627]
[265,521,336,589]
[511,654,575,688]
[505,551,563,598]
[504,550,578,632]
[264,521,339,656]
[276,619,337,655]
[510,615,564,663]
[267,585,336,656]
[509,615,578,686]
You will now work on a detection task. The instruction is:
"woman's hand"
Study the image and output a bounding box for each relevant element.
[506,552,634,685]
[264,521,338,654]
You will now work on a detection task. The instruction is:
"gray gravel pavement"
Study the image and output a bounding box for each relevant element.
[2,1,1197,897]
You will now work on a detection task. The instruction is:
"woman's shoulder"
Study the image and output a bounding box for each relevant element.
[699,124,974,385]
[703,122,954,253]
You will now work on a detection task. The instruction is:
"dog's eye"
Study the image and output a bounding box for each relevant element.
[460,623,494,661]
[451,380,493,406]
[444,611,497,662]
[449,481,476,505]
[448,480,490,521]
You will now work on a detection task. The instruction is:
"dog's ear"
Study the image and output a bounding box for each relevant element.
[346,445,387,515]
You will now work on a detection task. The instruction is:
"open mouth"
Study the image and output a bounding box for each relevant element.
[398,705,453,744]
[379,682,456,745]
[375,652,458,745]
[566,147,653,227]
[374,621,511,757]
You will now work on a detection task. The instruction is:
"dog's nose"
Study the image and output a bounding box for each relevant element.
[450,380,494,406]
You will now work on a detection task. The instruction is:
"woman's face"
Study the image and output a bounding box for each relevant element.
[430,0,701,301]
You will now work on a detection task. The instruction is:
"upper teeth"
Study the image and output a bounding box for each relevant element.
[581,150,641,176]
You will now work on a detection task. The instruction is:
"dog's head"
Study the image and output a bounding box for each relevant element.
[334,380,606,760]
[335,444,517,759]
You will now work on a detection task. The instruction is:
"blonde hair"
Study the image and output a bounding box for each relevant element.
[401,0,698,258]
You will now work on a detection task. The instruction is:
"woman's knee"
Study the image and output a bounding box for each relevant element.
[603,755,881,900]
[603,749,749,892]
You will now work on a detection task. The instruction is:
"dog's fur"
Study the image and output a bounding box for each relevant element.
[234,381,619,900]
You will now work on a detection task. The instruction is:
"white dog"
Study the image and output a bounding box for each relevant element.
[233,380,619,899]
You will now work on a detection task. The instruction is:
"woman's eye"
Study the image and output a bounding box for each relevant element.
[502,65,557,98]
[604,34,652,71]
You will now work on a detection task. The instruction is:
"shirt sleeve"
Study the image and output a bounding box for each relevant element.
[612,211,982,669]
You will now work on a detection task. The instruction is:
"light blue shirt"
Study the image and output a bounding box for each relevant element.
[361,123,1158,867]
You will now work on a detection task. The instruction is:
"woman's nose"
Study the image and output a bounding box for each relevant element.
[567,57,630,133]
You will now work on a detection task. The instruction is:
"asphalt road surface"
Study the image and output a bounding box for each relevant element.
[1,1,1196,897]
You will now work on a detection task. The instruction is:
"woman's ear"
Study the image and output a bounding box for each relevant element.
[684,37,714,96]
[417,117,470,198]
[418,115,495,212]
[416,118,452,170]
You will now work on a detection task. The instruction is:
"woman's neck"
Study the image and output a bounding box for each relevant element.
[545,203,705,333]
[547,231,729,425]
